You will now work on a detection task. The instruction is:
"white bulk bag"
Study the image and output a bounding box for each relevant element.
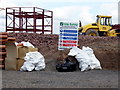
[68,47,91,71]
[82,46,102,70]
[68,46,102,71]
[20,51,45,71]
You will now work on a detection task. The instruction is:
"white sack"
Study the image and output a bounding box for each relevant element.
[68,47,80,56]
[20,41,35,48]
[82,46,102,70]
[68,47,91,71]
[20,62,35,72]
[20,51,45,71]
[68,47,102,71]
[15,42,18,46]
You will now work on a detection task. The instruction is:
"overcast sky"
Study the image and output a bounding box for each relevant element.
[0,0,119,34]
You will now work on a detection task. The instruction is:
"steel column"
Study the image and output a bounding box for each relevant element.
[13,9,15,32]
[42,9,44,34]
[6,8,7,32]
[33,7,36,33]
[51,11,53,34]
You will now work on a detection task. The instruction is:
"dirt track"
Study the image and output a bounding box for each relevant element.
[2,70,118,88]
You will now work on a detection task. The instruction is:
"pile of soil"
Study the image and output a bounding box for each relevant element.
[112,24,120,29]
[8,33,120,70]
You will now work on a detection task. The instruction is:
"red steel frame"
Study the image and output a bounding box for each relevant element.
[6,7,53,34]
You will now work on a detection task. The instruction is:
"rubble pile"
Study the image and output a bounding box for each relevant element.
[112,24,120,29]
[8,33,119,70]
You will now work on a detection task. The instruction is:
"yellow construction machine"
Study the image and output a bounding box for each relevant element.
[78,15,120,36]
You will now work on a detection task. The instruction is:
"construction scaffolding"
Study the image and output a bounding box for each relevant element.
[6,7,53,34]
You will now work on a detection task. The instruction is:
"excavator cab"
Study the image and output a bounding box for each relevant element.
[96,15,112,26]
[78,15,113,36]
[96,15,112,34]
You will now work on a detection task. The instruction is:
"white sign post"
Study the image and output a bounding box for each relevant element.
[58,22,78,50]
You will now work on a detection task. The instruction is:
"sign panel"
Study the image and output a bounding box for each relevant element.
[58,22,78,50]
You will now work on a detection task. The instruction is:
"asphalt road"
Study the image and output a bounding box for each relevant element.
[2,70,119,88]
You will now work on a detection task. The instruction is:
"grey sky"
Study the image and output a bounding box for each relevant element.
[0,0,119,33]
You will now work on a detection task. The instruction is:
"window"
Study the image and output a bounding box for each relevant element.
[100,18,105,25]
[96,17,99,23]
[100,17,112,26]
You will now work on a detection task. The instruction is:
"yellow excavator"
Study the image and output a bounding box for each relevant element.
[78,15,120,36]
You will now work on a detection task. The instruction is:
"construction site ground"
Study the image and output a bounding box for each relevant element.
[2,70,118,88]
[2,33,120,88]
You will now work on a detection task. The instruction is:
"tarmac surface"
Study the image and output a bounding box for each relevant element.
[2,70,119,88]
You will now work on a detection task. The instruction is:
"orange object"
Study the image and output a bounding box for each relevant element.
[0,35,8,39]
[8,37,16,41]
[0,39,7,42]
[0,32,8,35]
[0,45,6,48]
[0,58,4,61]
[17,43,23,46]
[0,65,5,68]
[77,45,80,48]
[0,65,4,67]
[0,52,7,55]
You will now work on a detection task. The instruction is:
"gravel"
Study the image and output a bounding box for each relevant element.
[2,70,118,88]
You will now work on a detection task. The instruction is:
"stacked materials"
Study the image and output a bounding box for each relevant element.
[5,40,38,71]
[0,32,16,69]
[0,32,39,71]
[0,32,8,69]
